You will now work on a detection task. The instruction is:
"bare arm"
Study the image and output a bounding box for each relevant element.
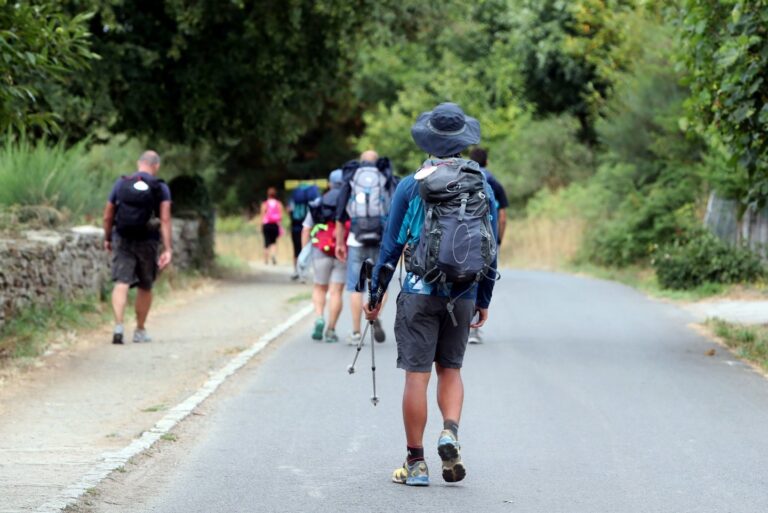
[334,221,347,262]
[103,202,116,251]
[301,226,311,248]
[158,201,173,270]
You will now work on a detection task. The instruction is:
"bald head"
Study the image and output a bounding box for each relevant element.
[137,150,161,175]
[360,150,378,163]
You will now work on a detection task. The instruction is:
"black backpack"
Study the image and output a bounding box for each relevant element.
[114,175,164,239]
[309,188,341,225]
[409,158,497,285]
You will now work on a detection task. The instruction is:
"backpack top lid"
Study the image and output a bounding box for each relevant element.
[415,158,485,203]
[292,184,320,205]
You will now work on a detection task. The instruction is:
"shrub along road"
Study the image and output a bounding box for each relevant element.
[69,271,768,513]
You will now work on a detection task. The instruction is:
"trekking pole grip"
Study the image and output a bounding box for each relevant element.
[356,258,375,294]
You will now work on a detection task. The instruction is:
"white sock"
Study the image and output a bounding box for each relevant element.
[114,324,124,335]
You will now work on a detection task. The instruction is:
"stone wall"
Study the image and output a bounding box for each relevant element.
[704,192,768,258]
[0,218,209,332]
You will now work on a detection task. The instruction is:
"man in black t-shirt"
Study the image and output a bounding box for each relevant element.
[469,147,509,344]
[103,151,173,345]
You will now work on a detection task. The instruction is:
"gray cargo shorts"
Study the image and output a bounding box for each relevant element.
[312,248,346,285]
[394,292,475,372]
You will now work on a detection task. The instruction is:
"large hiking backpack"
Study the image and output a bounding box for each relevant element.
[291,184,320,224]
[309,189,343,256]
[347,165,392,246]
[114,174,164,239]
[409,159,496,285]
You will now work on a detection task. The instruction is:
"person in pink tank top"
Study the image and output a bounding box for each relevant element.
[259,187,284,265]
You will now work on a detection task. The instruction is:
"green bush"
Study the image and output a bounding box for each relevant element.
[653,230,764,290]
[495,115,595,210]
[0,135,107,219]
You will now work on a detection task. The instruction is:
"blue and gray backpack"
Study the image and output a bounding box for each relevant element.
[409,158,497,285]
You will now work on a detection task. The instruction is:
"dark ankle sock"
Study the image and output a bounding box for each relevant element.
[444,419,459,438]
[407,446,424,464]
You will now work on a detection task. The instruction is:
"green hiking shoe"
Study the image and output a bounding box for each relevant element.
[311,318,325,341]
[437,429,466,483]
[392,459,429,486]
[324,328,339,343]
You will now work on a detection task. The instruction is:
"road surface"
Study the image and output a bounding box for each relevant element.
[75,271,768,513]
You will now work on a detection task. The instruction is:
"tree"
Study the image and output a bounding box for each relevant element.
[679,0,768,205]
[0,1,97,135]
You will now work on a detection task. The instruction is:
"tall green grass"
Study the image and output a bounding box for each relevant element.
[0,135,110,220]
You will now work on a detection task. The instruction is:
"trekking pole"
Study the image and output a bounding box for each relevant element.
[347,259,375,375]
[367,262,395,407]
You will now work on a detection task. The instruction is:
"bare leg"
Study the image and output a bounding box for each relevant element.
[313,284,329,318]
[403,370,431,447]
[435,364,464,424]
[350,291,363,334]
[327,282,344,330]
[111,282,130,325]
[269,243,278,264]
[135,287,153,330]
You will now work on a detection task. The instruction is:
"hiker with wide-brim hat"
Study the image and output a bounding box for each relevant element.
[410,102,481,157]
[363,102,499,486]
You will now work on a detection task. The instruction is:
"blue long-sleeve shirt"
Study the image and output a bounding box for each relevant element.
[374,159,498,308]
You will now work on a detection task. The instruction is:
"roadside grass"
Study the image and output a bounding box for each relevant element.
[141,404,168,413]
[500,216,585,270]
[288,292,312,303]
[567,263,733,302]
[500,214,765,302]
[212,254,250,279]
[0,295,110,360]
[215,216,294,265]
[708,318,768,372]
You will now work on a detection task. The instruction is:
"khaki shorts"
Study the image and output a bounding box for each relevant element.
[312,248,346,285]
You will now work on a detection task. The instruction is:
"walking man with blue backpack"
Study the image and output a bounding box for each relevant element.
[288,183,319,280]
[334,150,396,346]
[468,147,509,345]
[103,151,173,345]
[364,103,499,486]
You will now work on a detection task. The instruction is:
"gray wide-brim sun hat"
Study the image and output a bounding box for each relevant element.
[411,102,481,157]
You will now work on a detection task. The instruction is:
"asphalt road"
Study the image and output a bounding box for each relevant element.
[83,271,768,513]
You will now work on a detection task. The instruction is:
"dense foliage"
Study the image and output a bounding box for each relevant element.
[2,0,766,286]
[0,1,97,134]
[679,0,768,205]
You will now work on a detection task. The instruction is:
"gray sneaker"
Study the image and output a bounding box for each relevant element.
[133,329,152,343]
[324,328,339,344]
[372,319,386,343]
[468,328,482,344]
[347,331,363,346]
[437,429,466,483]
[392,459,429,486]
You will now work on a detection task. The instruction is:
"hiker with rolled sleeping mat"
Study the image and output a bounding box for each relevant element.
[363,102,499,487]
